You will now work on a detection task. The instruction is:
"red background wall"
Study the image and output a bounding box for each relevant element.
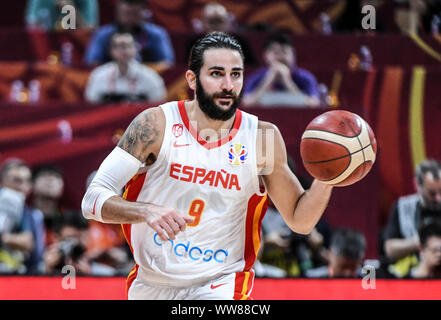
[1,276,441,300]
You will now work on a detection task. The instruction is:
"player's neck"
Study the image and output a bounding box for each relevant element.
[185,100,236,142]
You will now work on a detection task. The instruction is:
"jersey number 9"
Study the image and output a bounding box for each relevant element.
[186,199,205,227]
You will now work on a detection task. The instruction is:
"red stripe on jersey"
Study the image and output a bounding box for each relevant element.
[120,173,146,299]
[234,270,255,300]
[243,193,268,271]
[177,100,242,150]
[121,173,147,253]
[125,264,139,299]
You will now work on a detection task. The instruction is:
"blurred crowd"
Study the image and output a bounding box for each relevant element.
[2,155,440,279]
[0,159,133,275]
[1,0,441,278]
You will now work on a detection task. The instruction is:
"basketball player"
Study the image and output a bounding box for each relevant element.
[81,32,333,300]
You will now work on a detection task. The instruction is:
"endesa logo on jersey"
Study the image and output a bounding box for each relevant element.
[169,163,241,190]
[153,233,228,263]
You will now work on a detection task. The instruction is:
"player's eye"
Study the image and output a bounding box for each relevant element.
[210,71,222,77]
[231,72,241,78]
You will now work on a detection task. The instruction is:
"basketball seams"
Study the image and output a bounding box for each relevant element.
[330,161,371,186]
[302,140,375,164]
[328,112,367,178]
[301,130,361,154]
[301,136,350,161]
[301,128,359,138]
[323,149,365,184]
[321,157,353,183]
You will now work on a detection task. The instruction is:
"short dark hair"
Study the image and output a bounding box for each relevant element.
[188,32,244,76]
[263,32,293,50]
[419,219,441,247]
[330,228,366,260]
[416,159,441,186]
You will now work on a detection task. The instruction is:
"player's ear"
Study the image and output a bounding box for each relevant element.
[186,70,197,91]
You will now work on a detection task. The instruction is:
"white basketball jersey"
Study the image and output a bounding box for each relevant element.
[122,100,268,293]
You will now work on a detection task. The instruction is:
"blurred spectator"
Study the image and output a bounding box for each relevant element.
[186,2,258,66]
[44,208,127,276]
[242,32,320,108]
[44,209,91,275]
[383,159,441,278]
[410,219,441,278]
[85,32,166,104]
[86,220,131,275]
[43,209,120,276]
[25,0,98,30]
[31,164,65,246]
[306,228,366,278]
[84,0,174,72]
[0,159,45,274]
[420,0,441,34]
[394,0,426,34]
[201,2,232,32]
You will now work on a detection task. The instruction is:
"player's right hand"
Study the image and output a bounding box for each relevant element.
[144,206,193,241]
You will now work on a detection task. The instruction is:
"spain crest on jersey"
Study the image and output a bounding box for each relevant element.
[172,123,184,138]
[228,143,248,165]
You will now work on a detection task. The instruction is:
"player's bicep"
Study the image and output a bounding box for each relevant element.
[117,107,164,163]
[260,122,305,222]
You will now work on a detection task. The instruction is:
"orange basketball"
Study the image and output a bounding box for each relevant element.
[300,110,377,187]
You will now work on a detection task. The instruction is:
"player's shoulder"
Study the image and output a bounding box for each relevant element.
[257,120,281,134]
[120,105,167,161]
[257,120,284,149]
[136,105,166,127]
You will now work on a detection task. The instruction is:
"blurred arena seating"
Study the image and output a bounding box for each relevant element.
[1,31,441,66]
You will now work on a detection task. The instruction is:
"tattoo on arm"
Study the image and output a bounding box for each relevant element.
[118,109,159,162]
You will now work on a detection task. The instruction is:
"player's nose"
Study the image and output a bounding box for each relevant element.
[221,75,234,91]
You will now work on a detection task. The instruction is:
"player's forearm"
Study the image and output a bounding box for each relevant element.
[101,195,192,241]
[100,196,148,224]
[290,180,333,234]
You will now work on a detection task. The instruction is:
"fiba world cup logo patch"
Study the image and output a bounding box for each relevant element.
[228,143,248,165]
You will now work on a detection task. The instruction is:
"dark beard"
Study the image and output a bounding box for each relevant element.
[196,77,242,121]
